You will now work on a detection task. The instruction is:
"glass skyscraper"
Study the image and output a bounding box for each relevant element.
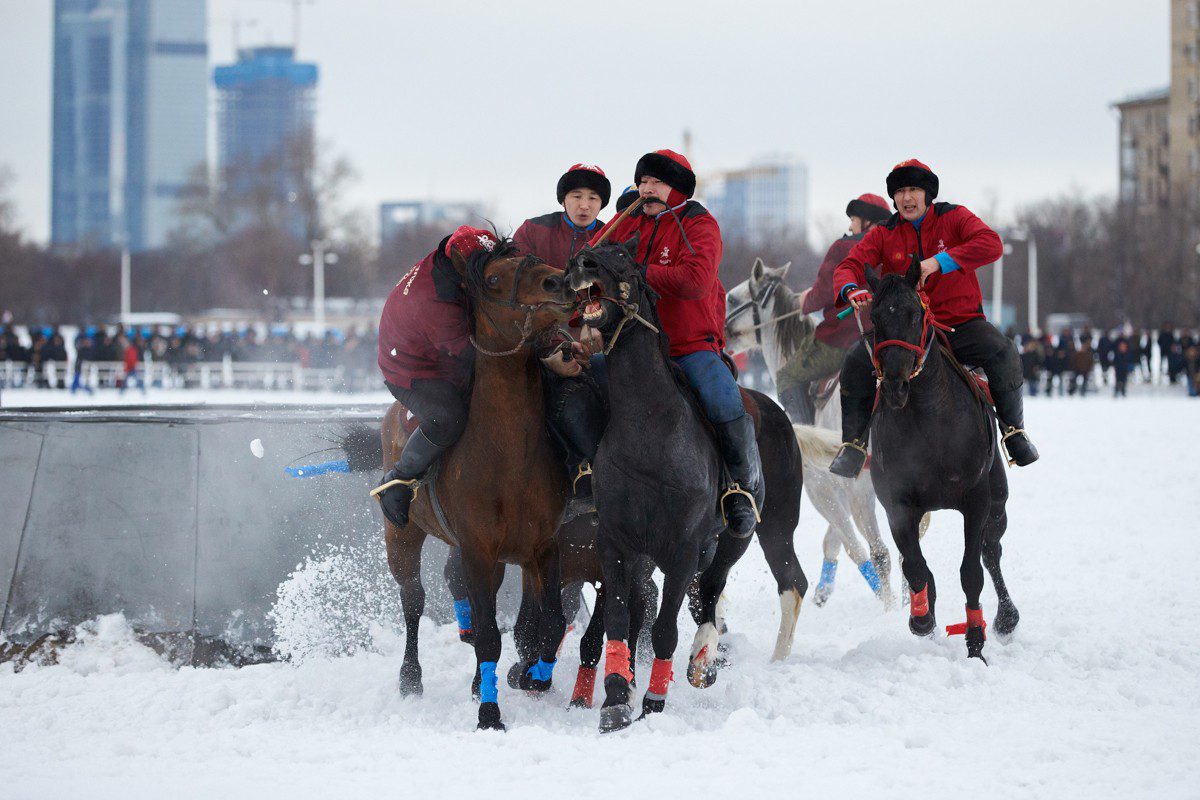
[704,156,809,245]
[51,0,208,252]
[214,46,317,222]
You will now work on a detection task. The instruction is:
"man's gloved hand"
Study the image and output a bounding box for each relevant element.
[847,287,873,311]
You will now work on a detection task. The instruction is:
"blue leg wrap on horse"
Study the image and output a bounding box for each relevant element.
[526,658,556,682]
[818,559,838,587]
[858,560,882,592]
[453,598,472,631]
[479,661,498,704]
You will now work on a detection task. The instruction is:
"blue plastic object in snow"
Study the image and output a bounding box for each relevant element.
[285,459,350,478]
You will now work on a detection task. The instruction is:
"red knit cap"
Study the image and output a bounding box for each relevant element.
[445,225,498,259]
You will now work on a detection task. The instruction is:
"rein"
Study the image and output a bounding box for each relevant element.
[868,291,955,381]
[598,296,659,355]
[727,276,782,346]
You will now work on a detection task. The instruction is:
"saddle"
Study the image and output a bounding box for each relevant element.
[809,373,840,409]
[933,331,998,454]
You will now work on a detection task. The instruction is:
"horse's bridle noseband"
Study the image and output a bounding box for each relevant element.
[870,291,954,381]
[726,275,782,346]
[469,254,571,357]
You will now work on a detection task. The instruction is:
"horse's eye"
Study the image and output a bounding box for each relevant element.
[486,275,500,289]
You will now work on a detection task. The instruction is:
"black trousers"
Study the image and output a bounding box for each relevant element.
[385,378,470,448]
[841,317,1024,401]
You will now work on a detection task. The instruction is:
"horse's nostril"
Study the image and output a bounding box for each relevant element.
[543,275,564,293]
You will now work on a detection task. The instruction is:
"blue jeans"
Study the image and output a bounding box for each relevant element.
[589,349,745,424]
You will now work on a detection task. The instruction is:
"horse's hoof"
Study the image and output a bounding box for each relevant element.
[458,629,475,645]
[908,612,937,637]
[813,583,833,607]
[637,697,665,720]
[687,658,718,689]
[966,627,987,664]
[568,696,592,710]
[518,672,552,693]
[994,602,1020,636]
[398,662,423,697]
[476,702,506,732]
[506,661,525,690]
[599,703,633,733]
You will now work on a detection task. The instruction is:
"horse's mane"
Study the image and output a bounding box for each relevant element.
[461,236,538,308]
[770,283,814,361]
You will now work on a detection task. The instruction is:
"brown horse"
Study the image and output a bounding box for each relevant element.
[378,239,576,730]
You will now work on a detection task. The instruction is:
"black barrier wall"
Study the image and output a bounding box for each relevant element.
[0,405,521,662]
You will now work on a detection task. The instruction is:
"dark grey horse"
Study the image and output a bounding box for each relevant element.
[567,239,805,732]
[864,259,1019,662]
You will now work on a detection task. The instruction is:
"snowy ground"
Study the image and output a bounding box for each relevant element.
[1,394,1198,799]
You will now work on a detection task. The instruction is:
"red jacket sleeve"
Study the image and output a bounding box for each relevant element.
[941,206,1003,271]
[428,300,472,358]
[833,227,885,308]
[512,220,535,255]
[645,214,722,300]
[804,238,852,314]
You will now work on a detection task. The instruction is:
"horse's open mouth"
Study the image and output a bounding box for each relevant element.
[577,281,608,324]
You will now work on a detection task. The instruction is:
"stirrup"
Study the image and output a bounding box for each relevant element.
[370,476,420,500]
[572,461,593,493]
[840,440,868,458]
[719,482,761,526]
[999,426,1026,467]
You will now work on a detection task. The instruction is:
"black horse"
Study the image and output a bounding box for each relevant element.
[863,259,1019,661]
[567,239,806,732]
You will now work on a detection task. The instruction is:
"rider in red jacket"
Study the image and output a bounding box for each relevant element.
[513,163,611,269]
[585,149,761,536]
[827,159,1039,477]
[775,193,891,422]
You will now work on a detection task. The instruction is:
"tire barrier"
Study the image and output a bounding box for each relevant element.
[0,404,521,665]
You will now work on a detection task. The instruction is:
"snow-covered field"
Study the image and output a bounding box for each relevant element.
[1,394,1197,799]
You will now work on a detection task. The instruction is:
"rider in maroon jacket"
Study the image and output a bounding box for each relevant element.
[827,159,1039,477]
[513,163,611,268]
[775,193,891,422]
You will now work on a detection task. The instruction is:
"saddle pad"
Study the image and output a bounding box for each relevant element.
[811,373,840,406]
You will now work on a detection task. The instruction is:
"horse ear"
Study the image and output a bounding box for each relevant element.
[865,268,880,293]
[752,258,765,283]
[448,249,468,276]
[904,253,921,287]
[777,261,792,279]
[621,231,640,256]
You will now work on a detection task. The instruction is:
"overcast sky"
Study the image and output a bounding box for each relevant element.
[0,0,1169,245]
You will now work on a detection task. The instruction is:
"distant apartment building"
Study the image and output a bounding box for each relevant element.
[379,200,486,246]
[51,0,208,252]
[702,156,808,244]
[1114,0,1200,211]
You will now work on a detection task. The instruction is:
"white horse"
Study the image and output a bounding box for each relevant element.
[727,258,907,609]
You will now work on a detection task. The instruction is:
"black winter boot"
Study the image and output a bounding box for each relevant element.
[829,391,874,478]
[714,415,764,538]
[372,428,447,527]
[993,387,1039,466]
[550,377,606,515]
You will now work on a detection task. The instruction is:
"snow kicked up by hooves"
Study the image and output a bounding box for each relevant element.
[1,396,1197,799]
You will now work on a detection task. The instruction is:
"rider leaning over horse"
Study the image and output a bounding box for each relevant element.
[584,149,764,536]
[827,158,1040,478]
[776,192,892,423]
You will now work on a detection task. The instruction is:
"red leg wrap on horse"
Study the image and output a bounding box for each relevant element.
[648,658,673,697]
[571,665,596,706]
[946,605,988,636]
[604,640,633,682]
[910,585,929,617]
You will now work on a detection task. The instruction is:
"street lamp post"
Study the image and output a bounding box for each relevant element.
[120,243,131,324]
[1027,234,1038,335]
[298,239,338,334]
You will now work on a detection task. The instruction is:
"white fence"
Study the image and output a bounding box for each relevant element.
[1,356,373,392]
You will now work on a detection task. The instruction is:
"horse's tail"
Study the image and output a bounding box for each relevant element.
[338,422,385,472]
[792,424,846,471]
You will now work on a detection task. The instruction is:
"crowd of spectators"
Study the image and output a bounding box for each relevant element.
[1,322,379,392]
[1012,324,1200,399]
